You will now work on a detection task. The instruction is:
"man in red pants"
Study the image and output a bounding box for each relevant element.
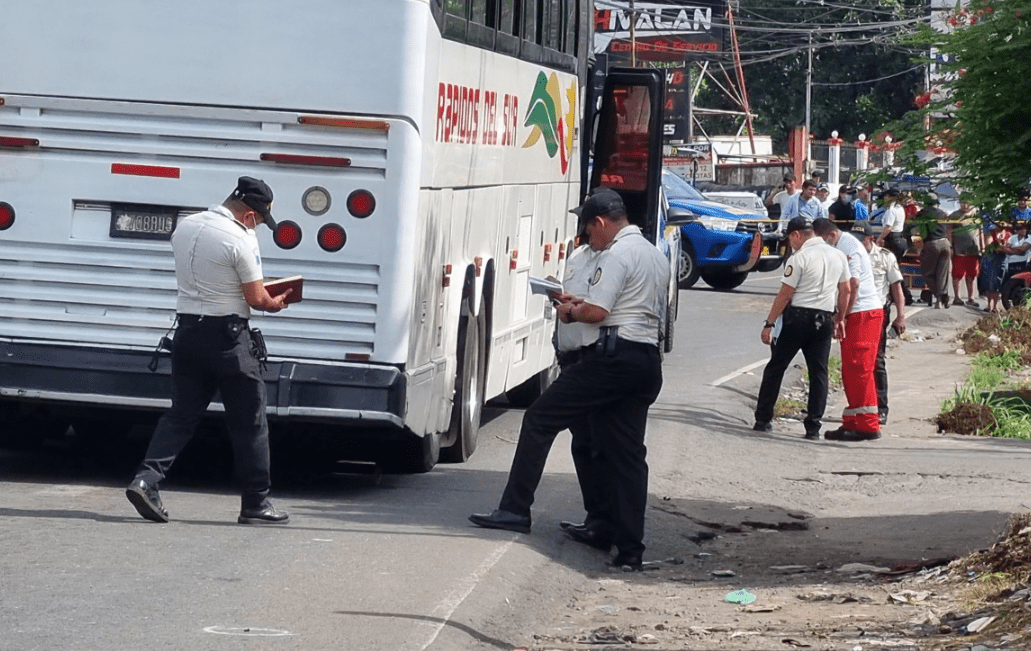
[813,218,885,441]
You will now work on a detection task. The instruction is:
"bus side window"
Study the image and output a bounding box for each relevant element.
[468,0,496,48]
[445,0,469,41]
[521,0,543,61]
[496,0,519,55]
[562,0,577,56]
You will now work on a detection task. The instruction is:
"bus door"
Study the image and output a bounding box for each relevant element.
[588,68,667,242]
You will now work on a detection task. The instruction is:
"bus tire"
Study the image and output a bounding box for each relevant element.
[505,360,559,408]
[440,312,484,463]
[662,290,678,354]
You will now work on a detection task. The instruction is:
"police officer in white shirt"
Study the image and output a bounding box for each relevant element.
[126,177,292,525]
[754,217,851,439]
[814,218,885,441]
[874,187,912,305]
[471,188,669,571]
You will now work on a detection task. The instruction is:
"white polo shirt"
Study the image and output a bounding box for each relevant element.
[781,236,850,313]
[585,225,671,346]
[869,243,904,302]
[834,231,882,313]
[172,204,263,318]
[1005,233,1031,266]
[881,203,906,234]
[556,244,602,352]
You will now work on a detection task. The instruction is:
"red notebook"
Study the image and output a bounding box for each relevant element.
[263,275,303,304]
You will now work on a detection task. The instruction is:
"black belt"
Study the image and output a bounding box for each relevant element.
[178,313,248,326]
[585,337,658,355]
[786,305,832,317]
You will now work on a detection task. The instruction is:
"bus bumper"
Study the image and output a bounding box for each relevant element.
[0,341,406,428]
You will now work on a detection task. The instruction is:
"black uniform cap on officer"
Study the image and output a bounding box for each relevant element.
[570,188,626,236]
[784,216,812,236]
[231,176,277,230]
[852,221,877,238]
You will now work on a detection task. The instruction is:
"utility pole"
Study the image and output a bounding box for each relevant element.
[629,0,637,67]
[805,30,813,172]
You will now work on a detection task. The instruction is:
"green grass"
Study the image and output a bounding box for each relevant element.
[804,354,842,390]
[941,349,1031,439]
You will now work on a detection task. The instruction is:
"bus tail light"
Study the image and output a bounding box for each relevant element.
[544,244,553,262]
[347,190,375,218]
[474,256,483,277]
[559,243,566,260]
[112,163,181,178]
[442,264,452,287]
[0,202,15,230]
[0,136,39,148]
[273,221,302,249]
[317,224,347,252]
[260,153,351,167]
[510,250,518,270]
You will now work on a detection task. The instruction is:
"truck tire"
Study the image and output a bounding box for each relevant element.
[1001,277,1029,310]
[701,268,748,291]
[678,246,700,289]
[440,312,484,463]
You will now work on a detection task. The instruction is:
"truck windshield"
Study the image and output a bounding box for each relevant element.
[661,169,706,202]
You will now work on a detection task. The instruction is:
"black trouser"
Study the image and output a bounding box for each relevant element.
[875,304,890,417]
[754,306,834,435]
[135,314,271,509]
[559,350,612,534]
[884,232,914,303]
[499,340,663,557]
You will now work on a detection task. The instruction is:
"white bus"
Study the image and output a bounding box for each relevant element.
[0,1,674,471]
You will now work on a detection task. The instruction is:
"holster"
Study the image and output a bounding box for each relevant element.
[249,327,269,370]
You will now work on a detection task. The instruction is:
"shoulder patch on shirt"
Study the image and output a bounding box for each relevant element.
[784,265,793,278]
[590,267,603,285]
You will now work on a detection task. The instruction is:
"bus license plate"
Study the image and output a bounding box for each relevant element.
[110,203,180,240]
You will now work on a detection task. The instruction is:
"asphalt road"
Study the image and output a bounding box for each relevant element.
[3,271,1029,650]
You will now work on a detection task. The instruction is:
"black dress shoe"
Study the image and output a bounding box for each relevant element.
[823,426,846,441]
[608,553,643,571]
[752,421,772,432]
[833,428,881,442]
[878,412,888,425]
[560,520,587,531]
[469,509,531,534]
[238,502,290,525]
[126,479,169,523]
[566,526,613,551]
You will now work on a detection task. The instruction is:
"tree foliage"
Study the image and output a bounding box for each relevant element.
[881,0,1031,209]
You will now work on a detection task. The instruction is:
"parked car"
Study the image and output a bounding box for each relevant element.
[702,190,769,219]
[662,169,785,291]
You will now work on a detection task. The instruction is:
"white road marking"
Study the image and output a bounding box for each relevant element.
[419,541,514,650]
[203,626,293,637]
[710,305,926,387]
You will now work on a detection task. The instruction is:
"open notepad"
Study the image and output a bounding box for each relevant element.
[529,276,563,296]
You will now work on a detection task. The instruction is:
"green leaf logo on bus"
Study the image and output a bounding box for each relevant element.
[522,72,576,174]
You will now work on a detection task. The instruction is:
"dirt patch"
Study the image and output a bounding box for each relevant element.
[936,402,996,435]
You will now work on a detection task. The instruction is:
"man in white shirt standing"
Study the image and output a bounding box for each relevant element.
[874,187,912,305]
[782,180,829,225]
[766,173,800,232]
[814,218,885,441]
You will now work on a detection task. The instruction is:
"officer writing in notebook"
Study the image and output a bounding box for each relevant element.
[126,176,293,525]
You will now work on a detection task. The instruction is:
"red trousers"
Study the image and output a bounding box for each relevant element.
[841,309,884,433]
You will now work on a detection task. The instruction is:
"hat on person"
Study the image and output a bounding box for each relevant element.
[784,216,812,235]
[570,188,625,231]
[812,170,824,179]
[840,185,857,195]
[232,176,277,229]
[782,172,797,183]
[852,221,877,238]
[882,186,900,199]
[817,183,829,192]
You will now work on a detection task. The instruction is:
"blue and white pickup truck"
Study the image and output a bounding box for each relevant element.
[662,169,786,290]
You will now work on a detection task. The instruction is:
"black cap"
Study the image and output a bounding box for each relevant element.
[817,183,829,192]
[811,169,823,178]
[882,186,900,198]
[232,176,277,229]
[570,188,625,229]
[1019,189,1031,200]
[840,185,857,195]
[852,221,876,237]
[784,216,812,235]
